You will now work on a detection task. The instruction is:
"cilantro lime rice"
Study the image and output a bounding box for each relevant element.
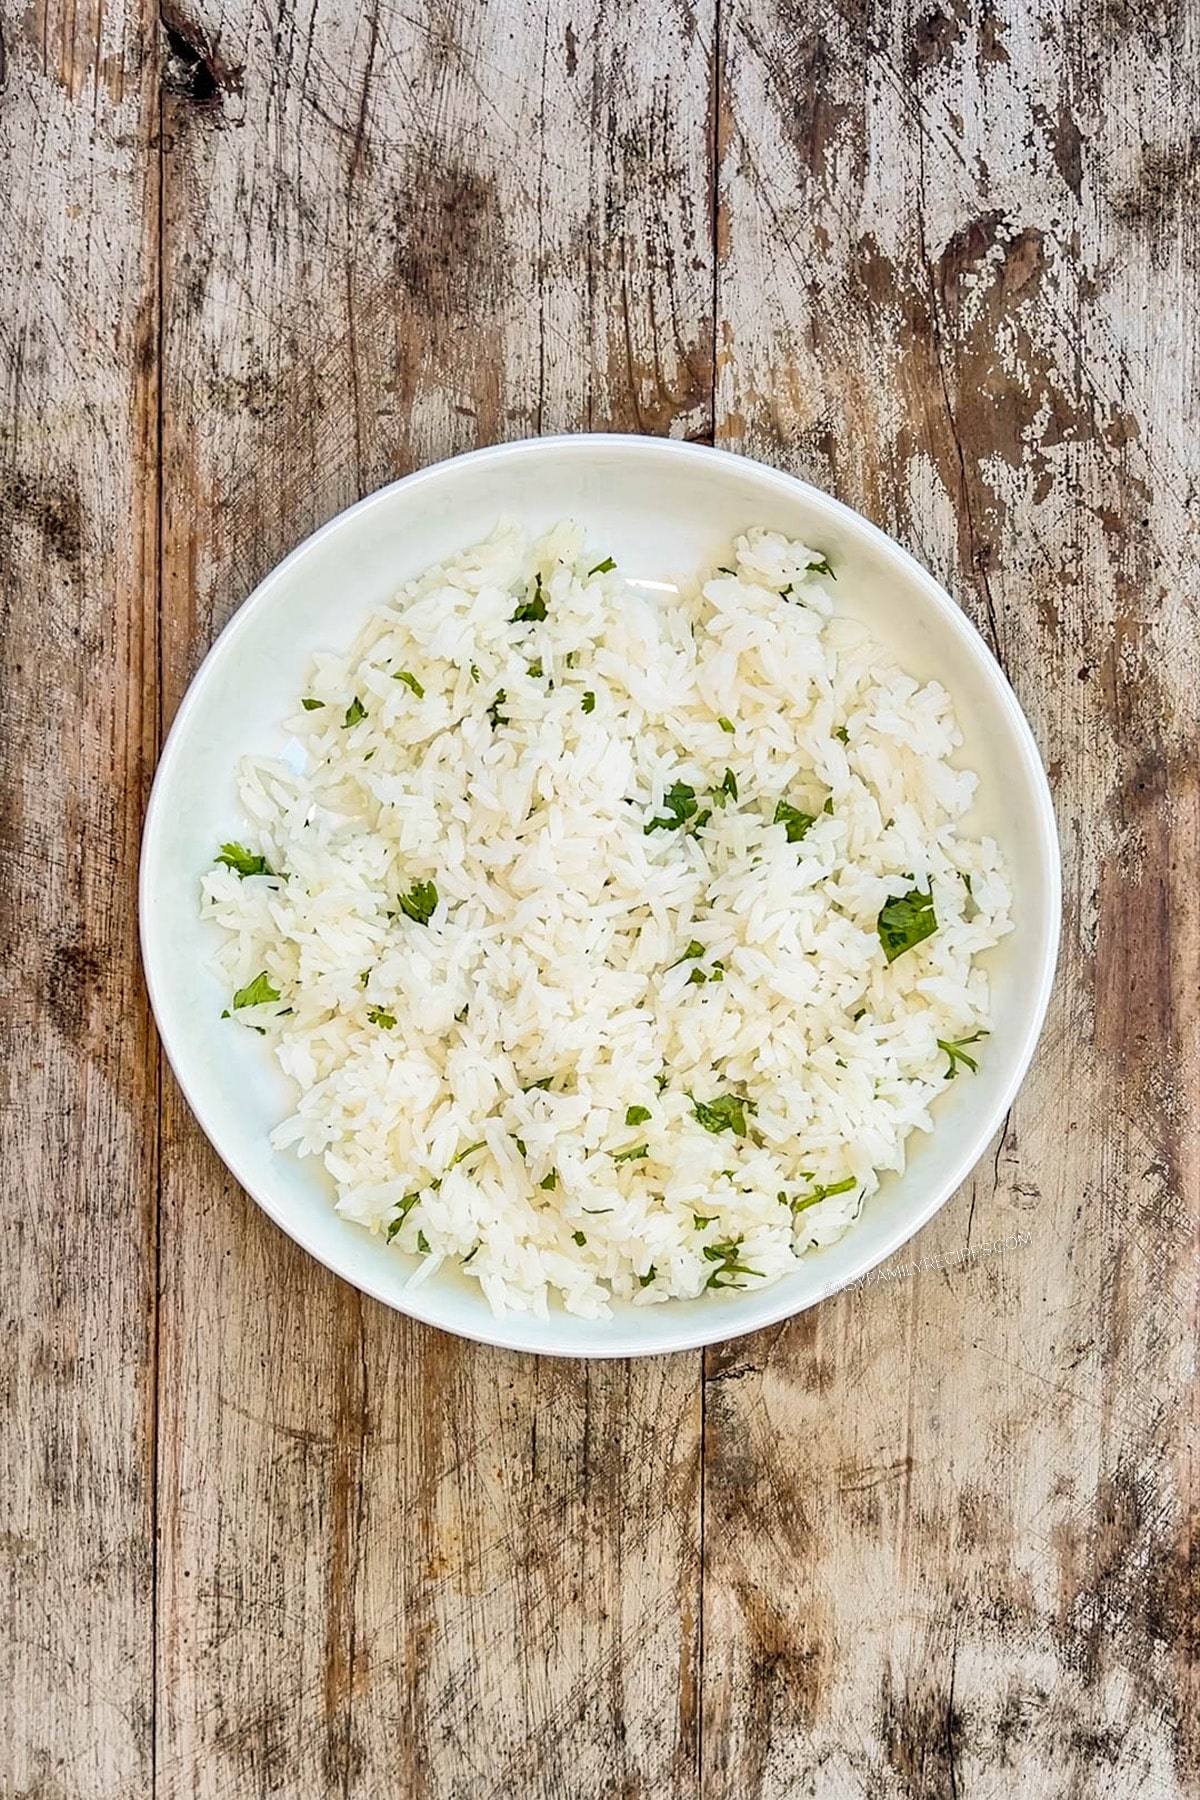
[201,525,1011,1319]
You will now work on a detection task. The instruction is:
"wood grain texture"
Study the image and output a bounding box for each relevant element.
[155,3,711,1794]
[708,1,1200,1794]
[6,0,1199,1795]
[0,5,160,1796]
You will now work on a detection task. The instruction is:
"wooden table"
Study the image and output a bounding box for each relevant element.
[5,3,1197,1795]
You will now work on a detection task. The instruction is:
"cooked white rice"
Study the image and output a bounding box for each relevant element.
[201,524,1011,1319]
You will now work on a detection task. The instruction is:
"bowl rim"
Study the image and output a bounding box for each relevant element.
[141,432,1061,1357]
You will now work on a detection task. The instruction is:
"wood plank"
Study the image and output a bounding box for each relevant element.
[708,1,1200,1795]
[155,2,712,1793]
[0,4,160,1795]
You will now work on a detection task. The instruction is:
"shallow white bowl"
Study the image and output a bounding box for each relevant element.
[141,435,1059,1357]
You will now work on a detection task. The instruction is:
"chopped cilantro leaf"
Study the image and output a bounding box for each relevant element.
[645,780,699,834]
[394,670,425,697]
[527,658,543,678]
[301,696,324,710]
[625,1104,652,1128]
[513,575,547,622]
[704,1236,760,1289]
[344,696,367,727]
[524,1076,554,1092]
[582,690,596,714]
[691,1093,755,1136]
[613,1143,649,1164]
[808,555,835,578]
[687,967,708,986]
[878,886,937,963]
[385,1192,420,1241]
[470,662,481,683]
[711,767,738,807]
[717,715,736,734]
[572,1230,587,1246]
[232,971,280,1009]
[773,798,817,844]
[216,842,278,879]
[416,1230,431,1254]
[397,880,438,925]
[487,689,508,728]
[588,556,617,575]
[515,1138,527,1157]
[638,1267,656,1287]
[539,1170,558,1191]
[365,1005,396,1028]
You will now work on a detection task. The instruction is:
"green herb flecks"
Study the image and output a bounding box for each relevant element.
[386,1192,421,1241]
[581,690,596,714]
[613,1143,649,1164]
[638,1267,657,1288]
[693,1213,716,1229]
[691,1093,755,1137]
[792,1175,856,1214]
[416,1230,431,1254]
[515,1138,527,1157]
[344,696,367,727]
[645,781,700,834]
[711,767,738,807]
[513,574,547,623]
[673,940,706,967]
[216,842,279,879]
[487,689,508,728]
[878,886,938,963]
[365,1005,396,1029]
[393,670,425,697]
[397,879,438,925]
[539,1170,558,1191]
[523,1076,553,1092]
[937,1030,988,1079]
[572,1230,587,1246]
[451,1140,486,1167]
[704,1236,760,1290]
[833,725,850,744]
[773,798,817,844]
[301,696,325,711]
[588,556,616,575]
[626,1105,652,1128]
[527,658,544,679]
[807,555,835,578]
[232,971,281,1009]
[470,662,481,683]
[717,716,736,734]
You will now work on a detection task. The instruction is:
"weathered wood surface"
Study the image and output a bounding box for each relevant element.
[4,1,1198,1796]
[0,5,160,1797]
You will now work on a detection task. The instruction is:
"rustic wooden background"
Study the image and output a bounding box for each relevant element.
[4,0,1197,1794]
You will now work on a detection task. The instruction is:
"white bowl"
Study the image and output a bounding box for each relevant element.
[141,435,1059,1357]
